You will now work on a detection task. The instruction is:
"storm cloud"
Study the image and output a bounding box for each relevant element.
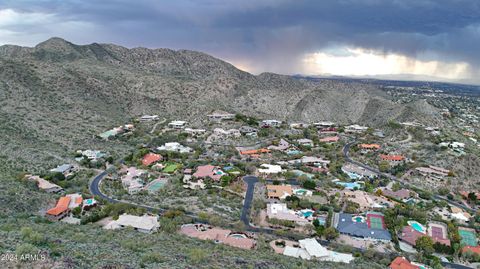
[0,0,479,83]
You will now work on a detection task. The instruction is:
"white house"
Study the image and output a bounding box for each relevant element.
[105,214,160,233]
[139,115,159,121]
[259,164,283,174]
[213,128,241,138]
[261,120,282,128]
[207,110,235,121]
[157,142,193,153]
[345,124,369,133]
[283,238,354,263]
[168,120,187,129]
[296,138,314,147]
[184,128,207,137]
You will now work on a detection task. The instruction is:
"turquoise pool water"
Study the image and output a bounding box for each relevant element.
[353,216,364,223]
[302,211,313,218]
[408,221,426,233]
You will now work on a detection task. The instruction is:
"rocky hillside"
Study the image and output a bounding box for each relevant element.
[0,38,443,168]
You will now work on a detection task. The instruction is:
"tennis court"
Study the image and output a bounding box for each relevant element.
[430,226,444,239]
[368,215,384,229]
[459,228,477,246]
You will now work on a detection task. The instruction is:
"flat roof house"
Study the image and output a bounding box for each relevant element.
[319,136,340,143]
[266,203,309,224]
[50,164,75,176]
[157,142,193,153]
[105,214,160,233]
[282,238,354,263]
[334,212,391,241]
[207,110,235,121]
[259,164,283,174]
[168,120,187,129]
[297,138,314,147]
[139,115,159,121]
[261,120,282,128]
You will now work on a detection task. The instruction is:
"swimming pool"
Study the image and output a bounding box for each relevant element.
[229,234,247,239]
[352,215,365,223]
[407,220,426,234]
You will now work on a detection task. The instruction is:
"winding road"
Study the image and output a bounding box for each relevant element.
[342,141,475,214]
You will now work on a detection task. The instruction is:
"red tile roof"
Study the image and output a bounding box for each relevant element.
[193,165,223,181]
[240,148,270,155]
[46,196,71,216]
[360,144,381,149]
[389,257,420,269]
[380,154,405,161]
[463,246,480,255]
[399,226,424,246]
[142,153,162,166]
[319,136,340,143]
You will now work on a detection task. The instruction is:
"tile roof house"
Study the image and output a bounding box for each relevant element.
[240,148,271,156]
[266,185,293,199]
[462,246,480,255]
[399,223,451,247]
[193,165,224,181]
[27,175,63,193]
[319,136,340,143]
[398,226,424,247]
[46,196,72,221]
[379,187,416,200]
[334,212,391,241]
[142,153,163,166]
[380,154,406,162]
[389,257,421,269]
[180,224,256,249]
[359,144,381,150]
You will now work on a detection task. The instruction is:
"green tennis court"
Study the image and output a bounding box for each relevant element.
[369,216,384,229]
[459,229,477,246]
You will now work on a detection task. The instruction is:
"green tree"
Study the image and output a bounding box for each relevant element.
[323,227,339,240]
[416,236,435,255]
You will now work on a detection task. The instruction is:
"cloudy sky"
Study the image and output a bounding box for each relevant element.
[1,0,480,84]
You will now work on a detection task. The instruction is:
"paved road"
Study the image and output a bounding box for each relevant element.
[240,176,259,226]
[342,141,475,214]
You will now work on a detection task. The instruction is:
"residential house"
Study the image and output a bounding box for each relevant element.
[50,164,75,176]
[180,223,256,249]
[207,110,235,121]
[286,156,330,168]
[27,175,63,193]
[261,120,282,128]
[319,136,340,143]
[267,185,293,199]
[342,163,377,180]
[313,121,335,128]
[46,196,72,221]
[157,142,193,153]
[184,128,207,137]
[77,150,106,160]
[120,167,146,194]
[345,124,368,133]
[239,126,258,136]
[239,148,270,158]
[259,164,283,174]
[399,222,451,247]
[105,214,159,233]
[380,154,406,165]
[142,153,163,166]
[450,206,471,223]
[389,257,421,269]
[415,165,450,179]
[213,128,241,138]
[359,144,381,152]
[268,139,291,151]
[318,127,337,134]
[82,198,97,210]
[379,187,416,201]
[290,123,310,129]
[334,212,392,241]
[343,190,394,210]
[168,120,187,129]
[99,124,134,140]
[193,165,224,181]
[266,203,309,224]
[139,115,159,121]
[274,238,354,263]
[296,138,314,147]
